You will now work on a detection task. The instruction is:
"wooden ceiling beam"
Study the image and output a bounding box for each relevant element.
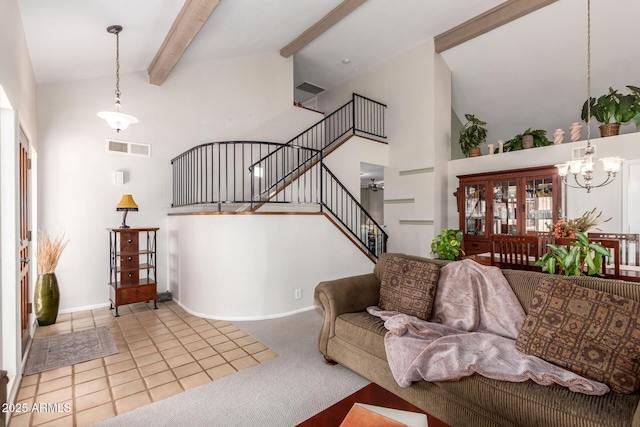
[280,0,368,58]
[147,0,220,86]
[434,0,558,53]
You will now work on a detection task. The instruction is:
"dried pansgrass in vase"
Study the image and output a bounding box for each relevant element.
[37,232,68,274]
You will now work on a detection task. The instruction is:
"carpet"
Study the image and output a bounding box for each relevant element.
[25,326,118,376]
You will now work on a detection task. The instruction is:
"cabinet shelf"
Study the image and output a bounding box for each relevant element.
[108,228,159,317]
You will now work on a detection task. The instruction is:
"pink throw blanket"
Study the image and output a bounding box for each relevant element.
[367,259,609,395]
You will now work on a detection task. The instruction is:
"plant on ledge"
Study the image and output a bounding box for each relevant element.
[502,128,552,152]
[535,232,610,276]
[581,87,640,137]
[431,229,465,260]
[459,114,487,157]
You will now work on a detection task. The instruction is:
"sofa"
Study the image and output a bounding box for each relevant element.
[314,252,640,427]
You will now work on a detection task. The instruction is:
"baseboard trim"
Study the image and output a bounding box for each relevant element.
[173,299,316,321]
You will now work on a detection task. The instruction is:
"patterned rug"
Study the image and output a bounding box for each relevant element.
[25,327,118,375]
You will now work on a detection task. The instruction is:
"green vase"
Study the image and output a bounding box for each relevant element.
[35,273,60,326]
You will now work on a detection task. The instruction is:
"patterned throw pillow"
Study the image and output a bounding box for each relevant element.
[379,255,440,321]
[516,276,640,394]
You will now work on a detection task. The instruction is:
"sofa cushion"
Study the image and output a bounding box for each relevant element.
[378,255,440,320]
[516,276,640,394]
[334,312,387,361]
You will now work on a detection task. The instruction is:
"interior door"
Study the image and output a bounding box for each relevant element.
[19,127,31,353]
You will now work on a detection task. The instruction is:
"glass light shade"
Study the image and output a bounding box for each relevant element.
[600,157,623,173]
[555,163,569,177]
[97,111,138,132]
[569,160,583,174]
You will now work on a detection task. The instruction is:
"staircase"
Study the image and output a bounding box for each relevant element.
[170,94,388,259]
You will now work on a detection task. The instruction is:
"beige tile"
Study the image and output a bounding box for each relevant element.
[163,318,186,327]
[135,352,164,367]
[38,375,73,394]
[73,358,104,373]
[172,328,195,338]
[243,342,268,355]
[103,351,132,365]
[34,386,72,404]
[127,338,154,350]
[178,334,201,345]
[108,368,141,387]
[179,372,211,390]
[160,345,187,359]
[165,353,195,369]
[72,311,92,319]
[130,344,158,358]
[218,325,239,334]
[31,400,72,426]
[185,318,208,328]
[124,332,149,344]
[35,414,74,427]
[8,412,32,427]
[231,356,259,371]
[143,370,176,389]
[74,377,109,398]
[138,361,169,377]
[74,367,106,385]
[211,320,232,328]
[39,366,72,383]
[147,327,171,337]
[234,335,257,347]
[75,388,112,412]
[191,346,217,361]
[172,362,203,379]
[193,324,215,334]
[198,328,222,339]
[20,374,39,387]
[149,381,183,402]
[151,333,175,344]
[111,378,146,400]
[198,355,227,370]
[221,348,248,362]
[206,363,236,380]
[253,349,279,363]
[226,330,247,340]
[183,339,209,352]
[167,323,191,333]
[155,339,182,351]
[206,335,229,346]
[106,359,137,375]
[75,402,115,427]
[213,341,239,354]
[16,385,36,400]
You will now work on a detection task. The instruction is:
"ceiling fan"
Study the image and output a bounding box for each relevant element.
[368,179,384,192]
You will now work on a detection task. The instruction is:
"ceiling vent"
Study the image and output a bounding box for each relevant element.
[106,139,151,157]
[296,81,326,95]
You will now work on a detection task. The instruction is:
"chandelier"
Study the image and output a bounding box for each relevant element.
[97,25,138,132]
[554,0,623,193]
[368,179,383,192]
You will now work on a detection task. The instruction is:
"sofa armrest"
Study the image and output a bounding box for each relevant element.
[314,273,381,355]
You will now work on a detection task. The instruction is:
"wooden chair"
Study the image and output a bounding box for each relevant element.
[490,234,539,270]
[555,237,620,278]
[587,233,639,266]
[526,231,556,258]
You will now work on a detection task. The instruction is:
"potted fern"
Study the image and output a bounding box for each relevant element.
[503,128,552,152]
[459,114,487,157]
[535,232,610,276]
[431,229,465,260]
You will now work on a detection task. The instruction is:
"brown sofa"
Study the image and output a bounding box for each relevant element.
[314,253,640,427]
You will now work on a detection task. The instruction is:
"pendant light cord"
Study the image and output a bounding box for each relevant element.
[115,30,121,100]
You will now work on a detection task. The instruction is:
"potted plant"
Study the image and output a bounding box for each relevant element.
[502,128,552,152]
[35,232,68,325]
[535,232,610,276]
[459,114,487,157]
[431,229,465,260]
[581,87,639,137]
[627,85,640,127]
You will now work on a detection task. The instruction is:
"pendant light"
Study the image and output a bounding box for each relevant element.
[554,0,623,193]
[98,25,138,132]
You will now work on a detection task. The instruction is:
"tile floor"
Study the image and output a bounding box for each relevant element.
[9,301,278,427]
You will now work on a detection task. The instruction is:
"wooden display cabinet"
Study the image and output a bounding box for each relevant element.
[108,227,158,317]
[457,166,562,255]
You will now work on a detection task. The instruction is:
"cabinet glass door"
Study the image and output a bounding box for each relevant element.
[463,184,486,236]
[493,180,517,235]
[525,177,554,232]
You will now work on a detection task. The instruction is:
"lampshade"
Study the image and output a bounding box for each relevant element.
[116,194,138,211]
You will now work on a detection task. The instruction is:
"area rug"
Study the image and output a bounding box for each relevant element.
[25,327,118,375]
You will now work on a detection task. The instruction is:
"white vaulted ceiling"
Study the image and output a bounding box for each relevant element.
[17,0,640,143]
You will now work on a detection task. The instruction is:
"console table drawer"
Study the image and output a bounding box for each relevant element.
[115,283,156,305]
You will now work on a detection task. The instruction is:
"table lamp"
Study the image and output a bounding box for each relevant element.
[116,194,138,228]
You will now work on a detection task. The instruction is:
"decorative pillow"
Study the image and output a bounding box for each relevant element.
[379,255,440,321]
[515,276,640,394]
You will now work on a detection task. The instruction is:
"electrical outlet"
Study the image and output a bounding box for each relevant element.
[295,289,302,300]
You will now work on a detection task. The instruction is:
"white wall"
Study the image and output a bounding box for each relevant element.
[167,214,374,319]
[318,40,451,257]
[37,52,322,312]
[447,132,640,234]
[0,0,39,407]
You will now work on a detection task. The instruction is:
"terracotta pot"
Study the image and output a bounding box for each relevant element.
[468,147,482,157]
[599,123,620,137]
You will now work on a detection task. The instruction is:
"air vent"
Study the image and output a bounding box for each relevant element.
[571,145,596,159]
[106,139,151,157]
[296,81,326,95]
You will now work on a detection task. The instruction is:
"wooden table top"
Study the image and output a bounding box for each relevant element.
[296,382,450,427]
